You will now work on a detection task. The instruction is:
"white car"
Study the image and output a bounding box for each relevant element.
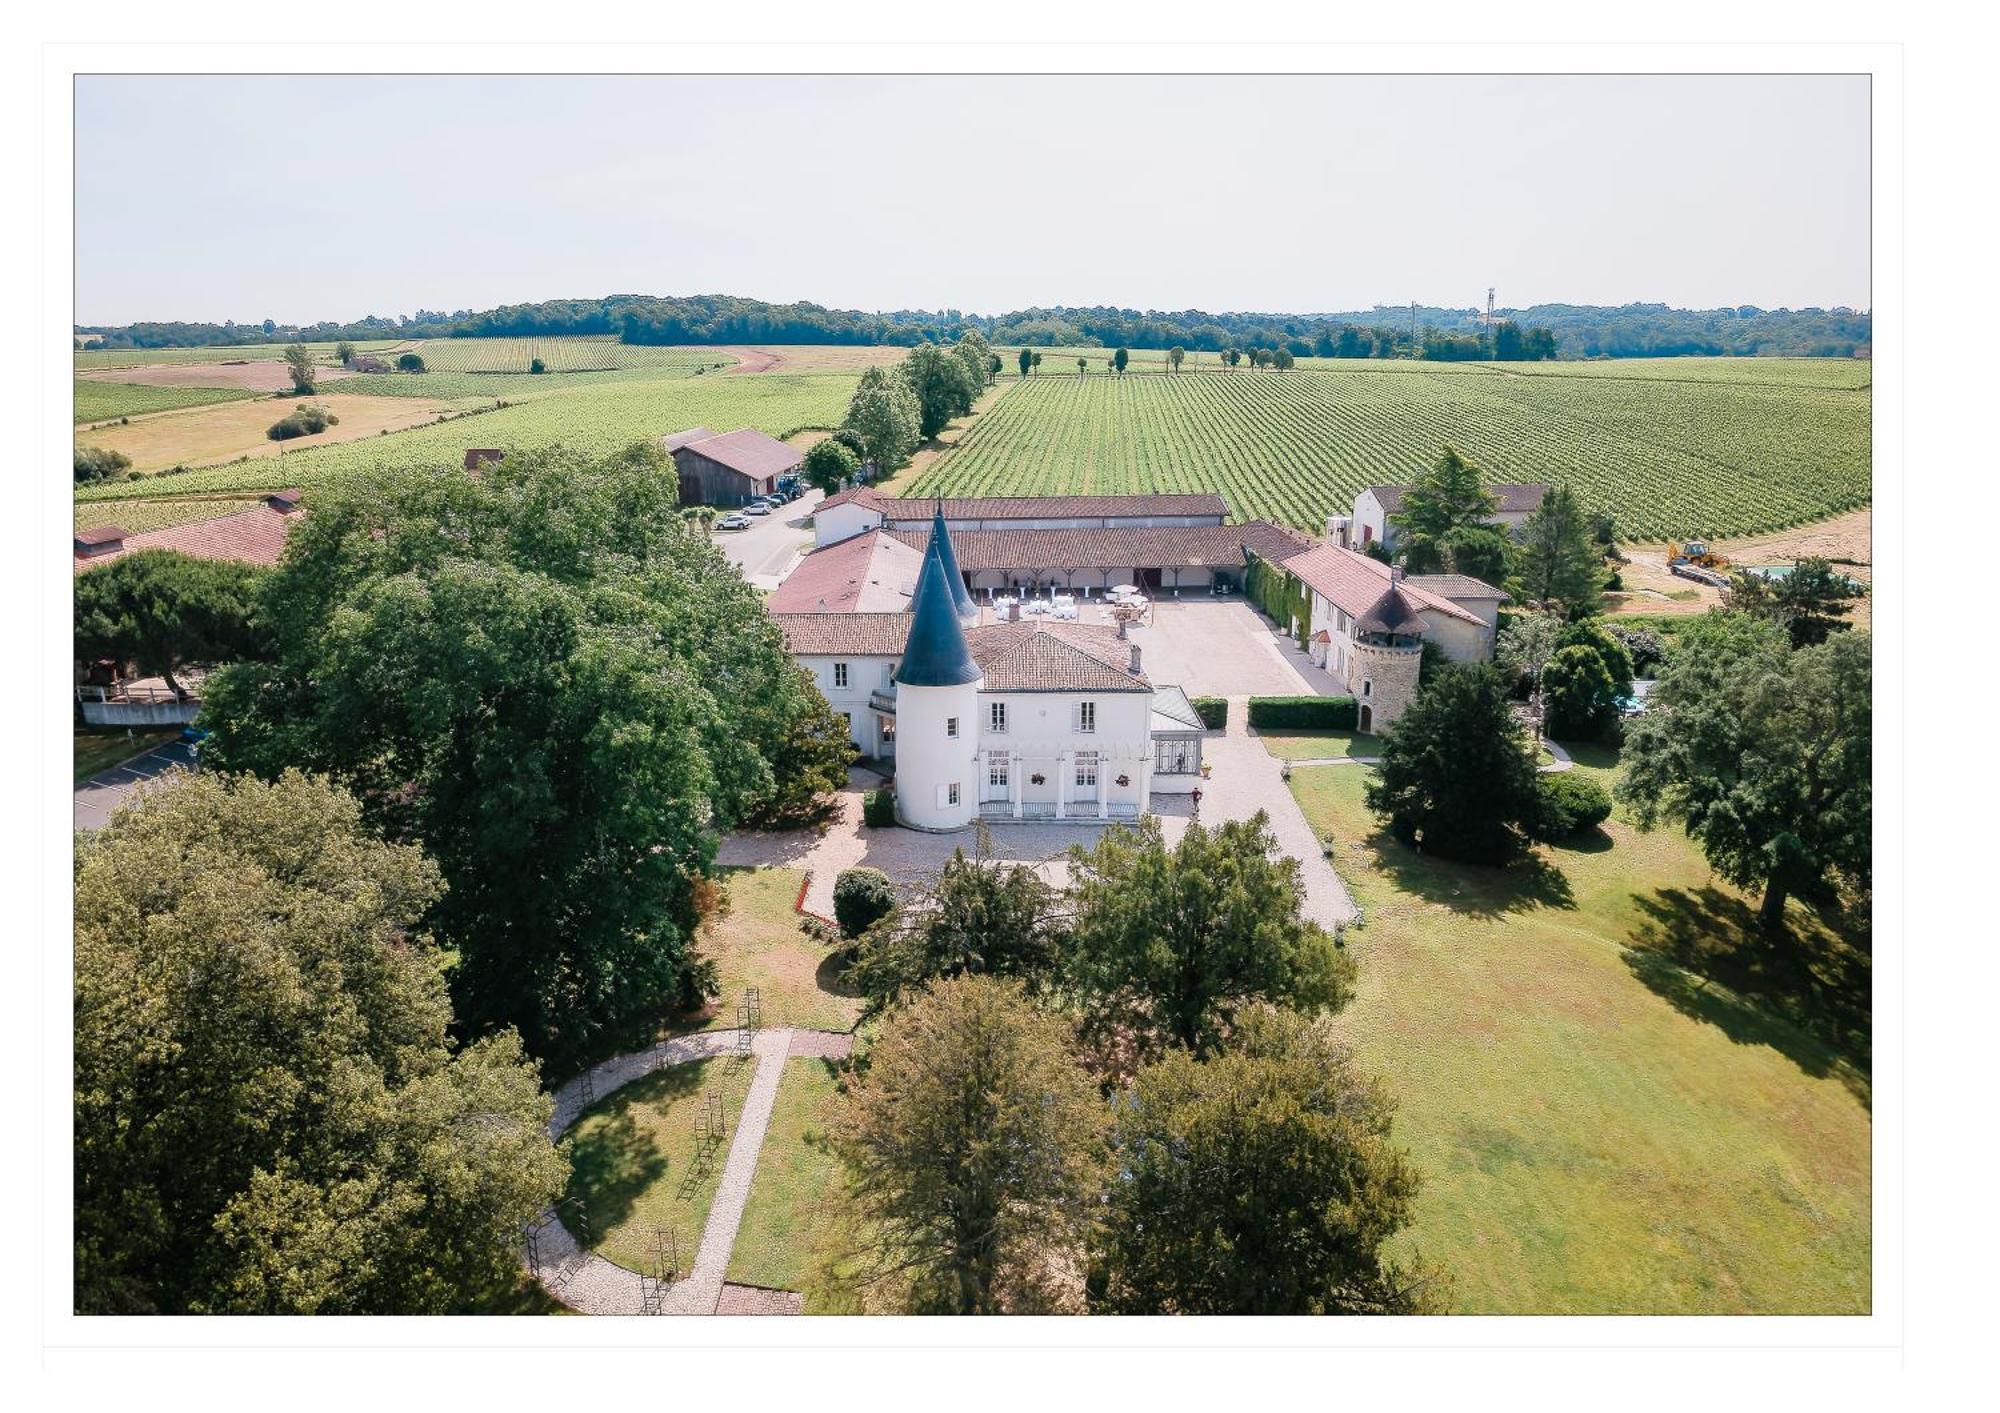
[715,513,751,530]
[743,502,772,516]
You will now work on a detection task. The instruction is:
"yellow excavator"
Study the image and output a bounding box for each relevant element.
[1667,539,1732,587]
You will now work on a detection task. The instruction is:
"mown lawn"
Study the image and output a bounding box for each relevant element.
[1288,757,1870,1314]
[560,1057,737,1276]
[726,1057,845,1298]
[1252,728,1384,762]
[683,867,865,1036]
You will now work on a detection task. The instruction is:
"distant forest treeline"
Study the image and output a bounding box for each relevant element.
[78,293,1871,360]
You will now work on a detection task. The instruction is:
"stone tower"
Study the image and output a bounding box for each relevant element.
[1344,570,1426,733]
[892,539,982,831]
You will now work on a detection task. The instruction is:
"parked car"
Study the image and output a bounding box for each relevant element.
[743,502,773,516]
[715,513,751,530]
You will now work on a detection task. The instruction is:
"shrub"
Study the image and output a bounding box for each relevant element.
[1246,695,1358,731]
[267,402,340,442]
[833,867,896,940]
[862,786,898,828]
[74,445,133,483]
[1532,771,1614,841]
[397,353,426,373]
[530,357,547,374]
[1190,696,1228,730]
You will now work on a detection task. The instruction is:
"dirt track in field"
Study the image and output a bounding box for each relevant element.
[1610,507,1873,628]
[697,345,912,376]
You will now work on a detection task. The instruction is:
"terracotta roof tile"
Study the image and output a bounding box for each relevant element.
[766,530,926,612]
[770,612,911,656]
[1283,543,1483,626]
[1407,573,1511,601]
[670,427,801,479]
[73,504,300,574]
[963,621,1150,692]
[890,521,1302,573]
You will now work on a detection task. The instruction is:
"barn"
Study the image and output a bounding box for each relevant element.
[662,426,802,507]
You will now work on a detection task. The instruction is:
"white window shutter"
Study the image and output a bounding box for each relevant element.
[1070,703,1080,730]
[936,783,949,809]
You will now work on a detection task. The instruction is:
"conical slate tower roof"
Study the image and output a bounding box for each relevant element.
[930,502,979,624]
[894,541,981,687]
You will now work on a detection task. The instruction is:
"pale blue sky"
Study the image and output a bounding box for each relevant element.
[74,73,1870,324]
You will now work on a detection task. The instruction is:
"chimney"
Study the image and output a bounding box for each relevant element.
[1008,601,1021,622]
[1390,565,1405,583]
[1128,643,1143,675]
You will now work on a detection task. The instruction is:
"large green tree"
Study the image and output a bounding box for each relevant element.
[1541,643,1620,742]
[841,364,922,471]
[199,444,849,1060]
[850,840,1064,1004]
[74,770,565,1314]
[1063,813,1355,1058]
[74,548,267,698]
[1089,1006,1444,1315]
[1724,557,1862,649]
[828,975,1108,1314]
[801,437,859,495]
[1618,616,1871,928]
[899,341,979,440]
[1365,663,1542,864]
[282,342,317,394]
[952,330,995,394]
[1391,445,1499,575]
[1513,482,1604,614]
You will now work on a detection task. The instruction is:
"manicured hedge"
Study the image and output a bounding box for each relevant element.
[862,787,898,828]
[832,867,896,939]
[1531,772,1614,841]
[1190,696,1228,730]
[1246,695,1359,730]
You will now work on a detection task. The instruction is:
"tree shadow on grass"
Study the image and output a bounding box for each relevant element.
[814,947,865,1006]
[561,1063,704,1239]
[1362,822,1576,919]
[1624,886,1871,1106]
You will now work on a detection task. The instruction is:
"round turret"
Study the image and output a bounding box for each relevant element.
[893,547,982,830]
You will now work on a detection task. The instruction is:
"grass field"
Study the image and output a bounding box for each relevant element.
[560,1057,737,1276]
[682,868,864,1037]
[74,378,260,424]
[1287,755,1869,1314]
[727,1058,845,1295]
[74,394,464,475]
[75,371,861,504]
[1253,729,1385,762]
[908,359,1869,539]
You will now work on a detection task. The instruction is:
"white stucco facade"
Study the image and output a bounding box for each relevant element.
[894,678,983,831]
[794,651,899,758]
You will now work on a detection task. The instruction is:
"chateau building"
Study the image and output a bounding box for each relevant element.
[772,507,1204,829]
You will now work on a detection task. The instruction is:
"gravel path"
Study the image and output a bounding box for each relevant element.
[659,1029,789,1314]
[531,1026,851,1315]
[1188,698,1358,927]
